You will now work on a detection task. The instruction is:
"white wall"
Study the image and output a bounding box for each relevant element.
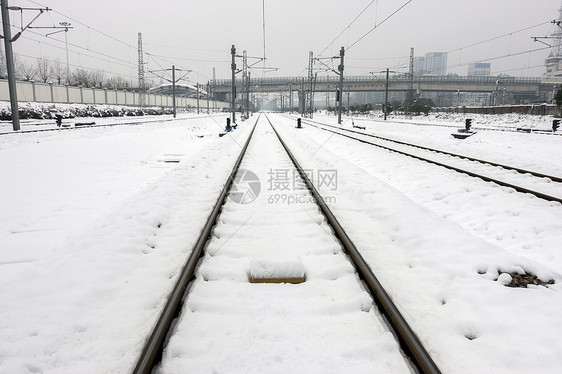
[0,79,229,108]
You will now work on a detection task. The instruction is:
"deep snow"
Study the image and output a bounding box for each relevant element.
[0,109,561,373]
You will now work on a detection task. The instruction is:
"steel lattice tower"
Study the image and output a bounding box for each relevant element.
[550,4,562,58]
[138,32,145,107]
[307,51,314,117]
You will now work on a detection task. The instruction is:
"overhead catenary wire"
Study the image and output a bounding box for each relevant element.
[446,46,551,72]
[21,30,137,69]
[347,0,413,51]
[13,51,134,80]
[446,20,553,55]
[22,0,136,50]
[301,0,412,79]
[318,0,377,56]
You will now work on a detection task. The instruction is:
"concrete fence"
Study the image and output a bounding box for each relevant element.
[0,79,229,109]
[436,104,559,116]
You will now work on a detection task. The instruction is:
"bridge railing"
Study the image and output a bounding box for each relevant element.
[214,75,542,87]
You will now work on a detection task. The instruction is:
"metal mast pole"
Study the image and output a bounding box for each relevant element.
[172,65,176,118]
[289,83,292,114]
[312,73,317,118]
[246,71,250,119]
[1,0,20,131]
[231,45,236,123]
[384,68,389,120]
[206,82,210,114]
[63,26,70,84]
[307,51,314,117]
[301,77,305,116]
[196,83,200,114]
[346,86,350,116]
[138,32,145,108]
[407,47,414,115]
[242,50,248,119]
[212,67,216,112]
[337,46,345,125]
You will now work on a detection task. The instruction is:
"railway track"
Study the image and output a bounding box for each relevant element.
[0,114,222,135]
[295,116,562,205]
[349,117,562,136]
[132,113,441,373]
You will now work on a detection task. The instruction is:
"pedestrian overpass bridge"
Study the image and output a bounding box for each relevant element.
[213,75,561,104]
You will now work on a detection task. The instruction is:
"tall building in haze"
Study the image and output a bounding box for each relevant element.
[424,52,448,76]
[413,52,448,76]
[468,63,491,76]
[545,3,562,76]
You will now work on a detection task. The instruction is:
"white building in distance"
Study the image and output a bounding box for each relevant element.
[468,62,491,76]
[413,52,448,76]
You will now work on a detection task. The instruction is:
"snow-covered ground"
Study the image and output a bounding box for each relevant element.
[157,117,411,373]
[0,110,561,373]
[274,112,562,373]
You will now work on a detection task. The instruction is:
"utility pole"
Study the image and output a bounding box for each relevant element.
[138,32,145,108]
[1,0,19,131]
[60,22,71,84]
[147,65,190,118]
[337,46,345,125]
[300,77,305,116]
[246,71,250,119]
[212,67,216,112]
[231,45,236,123]
[206,82,210,114]
[242,50,248,119]
[196,83,200,114]
[307,51,314,118]
[289,83,292,114]
[172,65,176,118]
[385,68,390,120]
[407,47,414,115]
[346,86,350,116]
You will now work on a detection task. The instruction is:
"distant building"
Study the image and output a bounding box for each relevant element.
[424,52,447,76]
[413,56,425,75]
[544,4,562,77]
[413,52,448,76]
[468,62,491,76]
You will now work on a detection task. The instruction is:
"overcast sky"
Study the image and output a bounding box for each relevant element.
[6,0,562,86]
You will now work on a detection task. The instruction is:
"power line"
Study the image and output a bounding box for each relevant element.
[144,52,228,64]
[22,0,136,50]
[12,51,136,80]
[20,31,137,70]
[347,0,413,51]
[143,43,223,54]
[318,0,377,56]
[446,45,551,71]
[446,20,552,55]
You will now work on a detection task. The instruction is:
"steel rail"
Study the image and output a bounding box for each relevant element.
[265,114,442,374]
[302,117,562,183]
[132,115,259,374]
[298,118,562,204]
[0,114,224,135]
[357,118,562,136]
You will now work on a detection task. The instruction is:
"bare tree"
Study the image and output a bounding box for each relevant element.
[71,68,91,87]
[106,75,131,90]
[36,58,52,83]
[0,55,7,79]
[90,69,105,88]
[18,60,36,81]
[52,58,66,85]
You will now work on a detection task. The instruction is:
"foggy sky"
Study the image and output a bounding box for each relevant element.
[6,0,562,86]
